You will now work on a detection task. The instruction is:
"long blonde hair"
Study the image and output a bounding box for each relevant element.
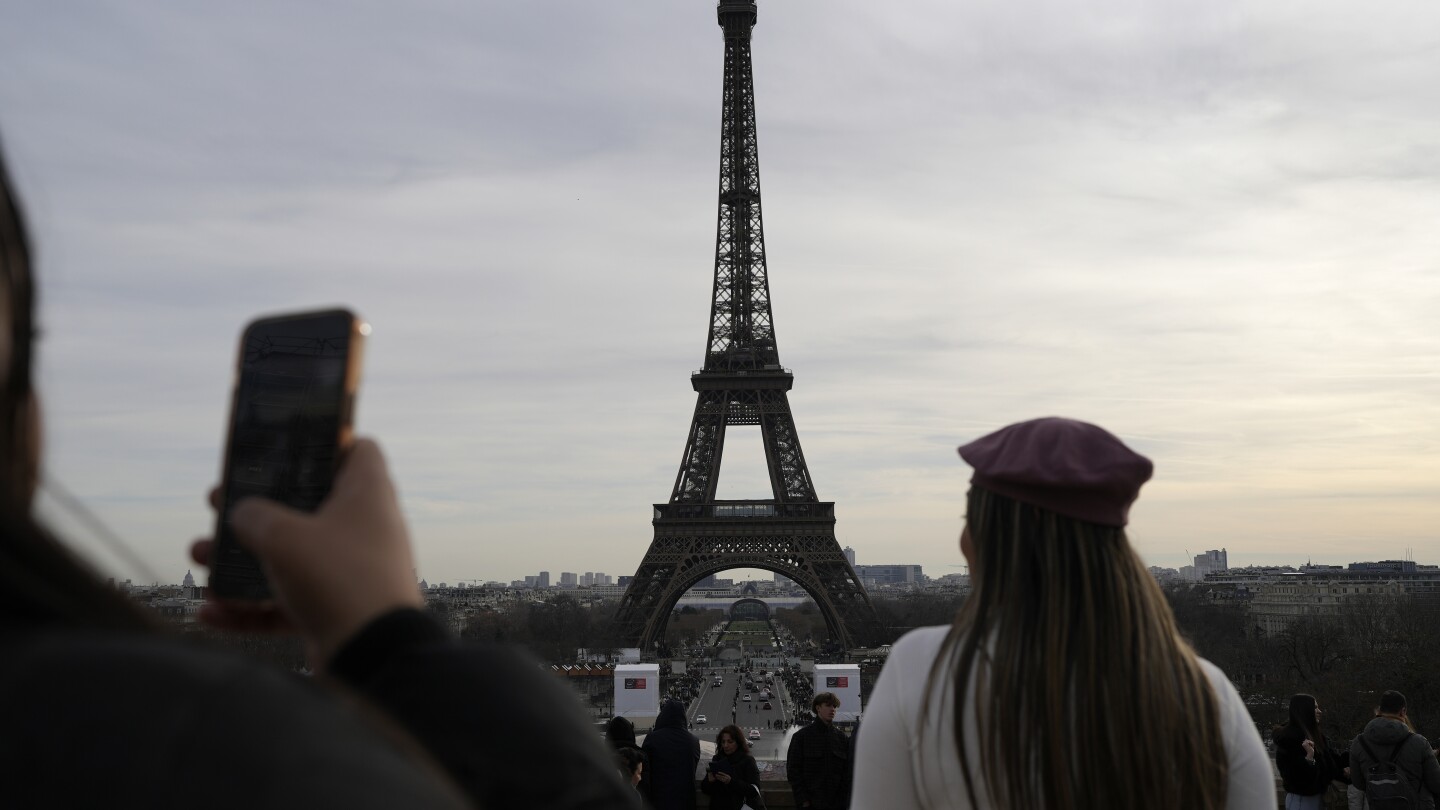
[928,486,1228,809]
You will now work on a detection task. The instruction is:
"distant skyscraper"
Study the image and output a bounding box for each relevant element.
[539,571,551,588]
[580,572,594,587]
[844,547,856,567]
[1194,549,1228,580]
[561,572,578,587]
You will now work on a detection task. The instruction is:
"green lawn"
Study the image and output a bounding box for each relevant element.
[726,621,772,633]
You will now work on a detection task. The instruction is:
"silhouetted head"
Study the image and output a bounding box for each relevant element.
[0,140,40,509]
[1276,693,1321,743]
[605,715,637,749]
[1378,690,1407,716]
[0,140,150,631]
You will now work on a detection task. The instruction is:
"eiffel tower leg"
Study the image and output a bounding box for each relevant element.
[757,390,816,503]
[670,392,729,505]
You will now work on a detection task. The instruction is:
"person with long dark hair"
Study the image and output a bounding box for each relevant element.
[1273,694,1347,809]
[702,724,763,810]
[850,418,1274,809]
[0,141,639,809]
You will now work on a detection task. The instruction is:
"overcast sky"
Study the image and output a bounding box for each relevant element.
[2,0,1437,587]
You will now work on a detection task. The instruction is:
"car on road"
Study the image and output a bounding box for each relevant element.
[696,714,707,724]
[761,702,772,710]
[748,729,761,740]
[743,694,751,701]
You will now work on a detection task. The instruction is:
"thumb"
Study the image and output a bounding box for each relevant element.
[230,496,312,561]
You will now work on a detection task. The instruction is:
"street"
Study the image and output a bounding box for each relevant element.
[687,666,796,761]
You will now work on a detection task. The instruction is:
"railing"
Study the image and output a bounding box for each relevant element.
[653,502,835,521]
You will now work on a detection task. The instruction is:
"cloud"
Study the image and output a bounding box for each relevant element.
[4,0,1439,583]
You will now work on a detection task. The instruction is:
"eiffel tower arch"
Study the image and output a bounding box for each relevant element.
[614,0,877,653]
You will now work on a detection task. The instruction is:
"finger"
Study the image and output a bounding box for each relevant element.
[229,496,311,560]
[208,486,222,511]
[324,438,394,509]
[191,538,214,568]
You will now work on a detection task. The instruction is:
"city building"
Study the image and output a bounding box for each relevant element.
[853,564,924,589]
[844,546,856,567]
[1193,549,1228,580]
[1244,564,1440,636]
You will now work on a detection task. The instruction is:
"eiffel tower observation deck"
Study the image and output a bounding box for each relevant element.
[614,0,877,654]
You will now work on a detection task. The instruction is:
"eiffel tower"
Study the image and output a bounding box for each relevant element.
[614,0,876,653]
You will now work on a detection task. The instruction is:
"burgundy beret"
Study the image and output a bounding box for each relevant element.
[957,417,1153,527]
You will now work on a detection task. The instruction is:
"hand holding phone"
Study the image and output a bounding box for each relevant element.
[209,309,365,599]
[196,309,424,666]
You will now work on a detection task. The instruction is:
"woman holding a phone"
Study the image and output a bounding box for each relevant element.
[703,724,763,810]
[0,143,640,809]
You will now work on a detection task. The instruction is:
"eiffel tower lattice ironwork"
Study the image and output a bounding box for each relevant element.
[614,0,876,653]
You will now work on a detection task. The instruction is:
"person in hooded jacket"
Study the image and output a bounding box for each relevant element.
[1349,690,1440,810]
[641,699,700,810]
[1273,694,1348,810]
[701,724,762,810]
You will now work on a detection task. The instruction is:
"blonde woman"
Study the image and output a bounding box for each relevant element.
[851,418,1274,809]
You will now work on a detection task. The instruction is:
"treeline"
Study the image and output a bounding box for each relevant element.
[449,594,631,662]
[771,593,965,647]
[1165,585,1440,740]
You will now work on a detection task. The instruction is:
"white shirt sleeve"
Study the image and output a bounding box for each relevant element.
[852,631,930,810]
[1198,659,1276,810]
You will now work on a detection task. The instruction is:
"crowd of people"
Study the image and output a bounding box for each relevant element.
[7,129,1440,810]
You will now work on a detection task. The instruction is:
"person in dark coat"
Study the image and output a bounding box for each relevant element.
[1273,693,1348,809]
[786,692,851,810]
[642,698,701,810]
[1350,690,1440,810]
[702,724,762,810]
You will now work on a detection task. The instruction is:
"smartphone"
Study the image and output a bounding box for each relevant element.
[208,308,367,599]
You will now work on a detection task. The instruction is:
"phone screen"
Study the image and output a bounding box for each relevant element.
[209,309,363,599]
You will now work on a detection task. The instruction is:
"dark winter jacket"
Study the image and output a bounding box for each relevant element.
[786,720,851,809]
[1,609,643,810]
[641,700,701,810]
[1273,724,1347,797]
[1350,716,1440,810]
[701,749,761,810]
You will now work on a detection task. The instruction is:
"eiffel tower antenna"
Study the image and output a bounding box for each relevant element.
[614,0,876,654]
